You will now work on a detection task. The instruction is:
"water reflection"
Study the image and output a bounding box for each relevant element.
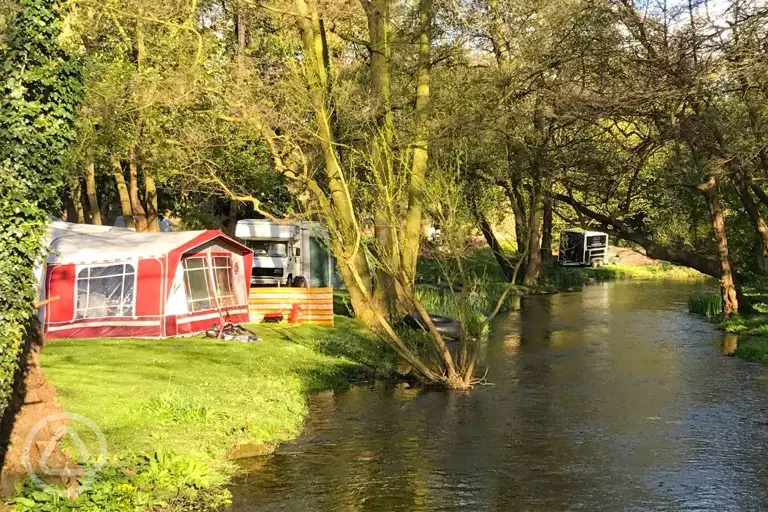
[721,334,739,355]
[231,281,768,511]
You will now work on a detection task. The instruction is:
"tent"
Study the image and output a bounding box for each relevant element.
[39,222,253,339]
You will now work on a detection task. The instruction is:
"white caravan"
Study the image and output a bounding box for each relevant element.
[235,219,335,287]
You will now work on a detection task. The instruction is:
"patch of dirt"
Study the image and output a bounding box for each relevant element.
[609,246,657,266]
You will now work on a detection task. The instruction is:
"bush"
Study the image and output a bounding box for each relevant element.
[12,451,231,512]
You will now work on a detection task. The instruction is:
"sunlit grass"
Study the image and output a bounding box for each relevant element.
[41,317,383,471]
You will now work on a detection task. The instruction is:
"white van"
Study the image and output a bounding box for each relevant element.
[235,219,335,287]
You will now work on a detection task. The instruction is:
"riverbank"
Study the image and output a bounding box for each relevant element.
[12,258,706,510]
[689,288,768,365]
[11,318,390,511]
[721,306,768,364]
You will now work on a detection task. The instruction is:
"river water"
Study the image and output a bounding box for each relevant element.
[231,281,768,511]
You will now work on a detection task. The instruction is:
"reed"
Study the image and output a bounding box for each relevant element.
[688,291,722,318]
[415,281,519,337]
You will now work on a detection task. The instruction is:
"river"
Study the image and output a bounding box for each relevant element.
[230,281,768,511]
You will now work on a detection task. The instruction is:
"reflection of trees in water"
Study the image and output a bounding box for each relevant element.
[232,283,768,511]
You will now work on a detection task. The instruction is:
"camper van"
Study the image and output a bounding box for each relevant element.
[559,229,609,267]
[235,219,335,287]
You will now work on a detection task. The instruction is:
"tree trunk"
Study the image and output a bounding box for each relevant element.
[697,175,739,318]
[110,155,135,230]
[364,0,402,315]
[84,158,102,225]
[475,208,514,281]
[750,181,768,209]
[479,217,515,282]
[400,0,432,296]
[293,0,376,325]
[227,200,239,235]
[144,172,160,232]
[235,12,246,54]
[128,148,148,232]
[501,164,528,253]
[541,188,553,264]
[523,179,544,287]
[64,186,77,223]
[70,177,84,223]
[735,177,768,272]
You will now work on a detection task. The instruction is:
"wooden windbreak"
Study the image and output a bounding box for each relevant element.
[248,287,334,325]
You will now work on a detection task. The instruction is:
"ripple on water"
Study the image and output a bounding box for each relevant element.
[231,282,768,512]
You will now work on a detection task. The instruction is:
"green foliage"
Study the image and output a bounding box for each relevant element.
[688,291,723,319]
[12,451,231,512]
[732,337,768,365]
[722,314,768,335]
[415,282,519,337]
[544,265,587,289]
[0,0,81,417]
[146,392,227,425]
[418,249,510,284]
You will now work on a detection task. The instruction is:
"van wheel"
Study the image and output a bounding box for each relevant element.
[292,275,308,288]
[285,274,293,286]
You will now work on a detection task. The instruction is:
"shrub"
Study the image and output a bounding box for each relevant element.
[12,451,231,512]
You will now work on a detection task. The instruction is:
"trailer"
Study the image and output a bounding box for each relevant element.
[559,229,609,267]
[235,219,335,287]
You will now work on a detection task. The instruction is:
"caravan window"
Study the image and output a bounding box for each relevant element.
[76,264,135,319]
[183,258,214,312]
[212,256,236,307]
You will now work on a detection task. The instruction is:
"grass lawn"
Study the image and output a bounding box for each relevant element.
[41,317,388,472]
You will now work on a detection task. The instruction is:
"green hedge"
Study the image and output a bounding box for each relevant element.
[0,0,81,417]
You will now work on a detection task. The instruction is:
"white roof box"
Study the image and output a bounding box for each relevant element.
[563,228,608,237]
[236,219,296,240]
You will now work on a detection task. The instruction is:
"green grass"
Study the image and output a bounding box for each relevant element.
[419,249,707,292]
[710,293,768,366]
[39,317,384,482]
[732,337,768,364]
[541,262,707,290]
[581,263,707,282]
[688,291,723,318]
[9,318,387,509]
